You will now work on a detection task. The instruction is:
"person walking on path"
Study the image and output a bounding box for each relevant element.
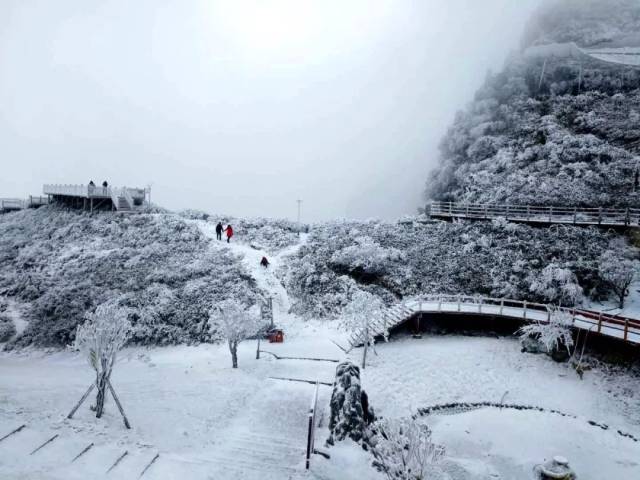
[215,222,223,241]
[260,256,269,268]
[224,224,233,243]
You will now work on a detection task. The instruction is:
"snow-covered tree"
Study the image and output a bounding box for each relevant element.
[209,299,261,368]
[529,263,584,306]
[599,247,640,308]
[74,301,132,418]
[519,307,574,355]
[371,418,445,480]
[344,290,386,369]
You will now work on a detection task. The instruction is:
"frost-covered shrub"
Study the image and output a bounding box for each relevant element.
[529,263,584,306]
[343,290,386,369]
[0,315,16,342]
[283,219,611,319]
[327,361,369,445]
[0,207,260,347]
[519,308,575,357]
[370,418,445,480]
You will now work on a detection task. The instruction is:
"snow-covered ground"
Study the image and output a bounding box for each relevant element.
[2,224,640,479]
[357,334,640,479]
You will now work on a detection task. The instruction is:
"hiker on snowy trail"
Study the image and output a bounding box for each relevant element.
[215,222,223,241]
[260,256,270,268]
[225,224,233,243]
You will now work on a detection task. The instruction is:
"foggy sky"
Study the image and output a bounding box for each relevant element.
[0,0,542,221]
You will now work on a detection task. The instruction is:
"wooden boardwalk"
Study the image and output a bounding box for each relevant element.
[348,295,640,349]
[429,202,640,227]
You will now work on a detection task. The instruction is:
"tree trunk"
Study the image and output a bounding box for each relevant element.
[362,341,368,370]
[619,294,625,309]
[229,340,238,368]
[95,372,108,418]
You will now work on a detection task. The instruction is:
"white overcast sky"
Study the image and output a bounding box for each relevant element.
[0,0,542,221]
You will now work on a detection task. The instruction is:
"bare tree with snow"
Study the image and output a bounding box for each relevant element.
[74,301,132,418]
[209,299,261,368]
[371,417,445,480]
[344,290,386,370]
[599,247,640,309]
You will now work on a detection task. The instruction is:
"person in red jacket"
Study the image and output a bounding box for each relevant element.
[224,224,233,243]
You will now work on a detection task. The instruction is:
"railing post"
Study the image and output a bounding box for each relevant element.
[506,204,510,220]
[548,207,552,222]
[484,205,488,219]
[597,312,602,333]
[523,301,527,320]
[624,320,629,342]
[547,309,551,323]
[625,207,630,226]
[526,205,530,220]
[499,299,504,315]
[573,207,577,224]
[598,207,602,225]
[448,202,452,215]
[437,298,441,312]
[457,296,461,312]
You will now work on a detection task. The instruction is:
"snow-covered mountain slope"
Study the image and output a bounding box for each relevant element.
[426,0,640,208]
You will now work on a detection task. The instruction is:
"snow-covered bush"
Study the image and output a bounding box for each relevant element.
[283,219,611,319]
[208,299,261,368]
[529,263,584,306]
[519,307,575,357]
[371,418,445,480]
[74,300,132,418]
[0,315,16,342]
[599,245,640,308]
[0,207,260,347]
[327,361,370,445]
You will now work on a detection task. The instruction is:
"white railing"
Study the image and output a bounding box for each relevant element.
[123,187,135,210]
[0,198,25,210]
[429,202,640,226]
[349,294,640,348]
[305,381,320,470]
[44,184,114,198]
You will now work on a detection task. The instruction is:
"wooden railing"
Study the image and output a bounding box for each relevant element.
[348,294,640,348]
[0,198,25,210]
[429,202,640,227]
[305,381,320,470]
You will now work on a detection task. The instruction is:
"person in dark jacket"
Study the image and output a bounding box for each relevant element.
[260,256,269,268]
[224,224,233,243]
[215,222,223,241]
[102,180,109,188]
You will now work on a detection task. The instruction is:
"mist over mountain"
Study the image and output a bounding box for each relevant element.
[426,0,640,208]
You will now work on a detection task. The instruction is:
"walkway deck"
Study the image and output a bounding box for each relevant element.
[43,184,146,212]
[429,202,640,227]
[1,197,50,213]
[348,295,640,349]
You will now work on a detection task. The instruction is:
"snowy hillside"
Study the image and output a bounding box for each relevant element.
[426,0,640,208]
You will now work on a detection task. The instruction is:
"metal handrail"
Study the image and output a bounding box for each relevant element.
[305,381,320,470]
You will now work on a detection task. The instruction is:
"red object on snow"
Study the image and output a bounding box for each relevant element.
[225,226,233,238]
[268,329,284,343]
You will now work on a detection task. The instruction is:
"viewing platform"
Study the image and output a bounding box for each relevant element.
[43,184,147,212]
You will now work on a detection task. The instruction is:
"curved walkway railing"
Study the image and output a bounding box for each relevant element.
[428,202,640,227]
[348,294,640,348]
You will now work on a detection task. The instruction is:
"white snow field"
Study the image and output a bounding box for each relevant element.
[2,224,640,479]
